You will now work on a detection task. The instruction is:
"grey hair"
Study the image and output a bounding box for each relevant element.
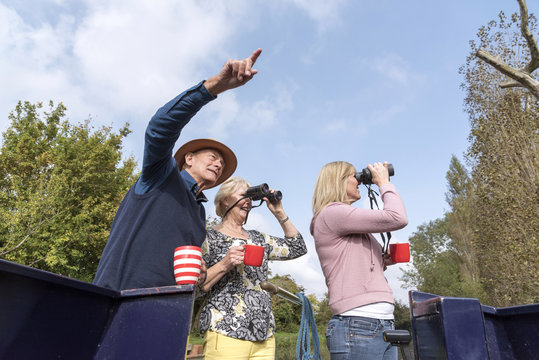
[214,176,251,218]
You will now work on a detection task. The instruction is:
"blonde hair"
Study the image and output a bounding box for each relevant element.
[312,161,356,216]
[214,176,251,218]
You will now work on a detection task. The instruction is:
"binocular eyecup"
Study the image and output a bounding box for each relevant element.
[355,164,395,185]
[244,183,282,204]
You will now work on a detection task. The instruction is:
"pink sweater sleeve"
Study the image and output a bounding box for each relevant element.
[321,184,408,236]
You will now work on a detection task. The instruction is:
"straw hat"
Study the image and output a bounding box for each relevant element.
[174,139,237,188]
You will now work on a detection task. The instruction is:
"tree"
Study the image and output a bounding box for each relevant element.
[393,300,411,333]
[444,156,484,297]
[269,273,304,333]
[461,9,539,306]
[401,157,485,301]
[314,292,332,332]
[0,101,138,282]
[475,0,539,100]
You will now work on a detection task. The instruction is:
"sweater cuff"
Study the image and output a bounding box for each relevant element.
[379,183,397,194]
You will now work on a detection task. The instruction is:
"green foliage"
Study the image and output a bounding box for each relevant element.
[393,300,411,333]
[0,101,137,282]
[274,331,329,360]
[314,292,332,332]
[269,274,304,332]
[401,218,471,297]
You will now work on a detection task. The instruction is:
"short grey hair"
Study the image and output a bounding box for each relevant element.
[214,176,251,218]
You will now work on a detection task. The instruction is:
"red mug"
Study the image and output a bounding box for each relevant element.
[243,244,265,266]
[389,243,410,263]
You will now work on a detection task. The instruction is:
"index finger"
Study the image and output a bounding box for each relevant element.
[247,48,262,66]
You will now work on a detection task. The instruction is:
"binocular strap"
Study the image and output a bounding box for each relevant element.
[366,185,392,256]
[221,197,264,225]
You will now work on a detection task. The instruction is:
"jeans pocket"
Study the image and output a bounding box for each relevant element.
[326,318,348,354]
[325,322,335,338]
[349,318,381,339]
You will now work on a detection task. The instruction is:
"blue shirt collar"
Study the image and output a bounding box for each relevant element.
[180,170,208,203]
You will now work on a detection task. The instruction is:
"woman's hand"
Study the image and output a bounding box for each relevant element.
[223,245,245,270]
[199,245,245,292]
[369,162,391,187]
[265,189,285,217]
[197,259,208,286]
[383,252,396,270]
[264,190,301,238]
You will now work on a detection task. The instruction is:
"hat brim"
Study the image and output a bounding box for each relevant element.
[174,139,237,189]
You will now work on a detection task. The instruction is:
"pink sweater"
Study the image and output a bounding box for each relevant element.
[310,184,408,315]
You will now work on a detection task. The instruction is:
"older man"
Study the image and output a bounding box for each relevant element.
[93,49,262,290]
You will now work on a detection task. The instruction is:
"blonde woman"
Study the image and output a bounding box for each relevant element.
[311,161,408,360]
[199,176,307,360]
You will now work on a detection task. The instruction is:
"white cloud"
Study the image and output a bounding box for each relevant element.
[323,119,347,132]
[0,0,346,141]
[0,4,77,129]
[372,54,411,84]
[198,81,296,139]
[0,0,251,154]
[72,0,243,117]
[275,141,305,158]
[288,0,348,31]
[0,1,246,112]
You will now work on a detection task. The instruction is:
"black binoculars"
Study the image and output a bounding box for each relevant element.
[244,183,282,204]
[355,164,394,185]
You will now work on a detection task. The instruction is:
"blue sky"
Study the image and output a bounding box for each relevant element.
[1,0,533,303]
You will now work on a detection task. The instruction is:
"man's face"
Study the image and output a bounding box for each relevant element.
[185,149,225,188]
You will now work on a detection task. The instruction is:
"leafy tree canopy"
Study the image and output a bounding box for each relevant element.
[0,101,138,282]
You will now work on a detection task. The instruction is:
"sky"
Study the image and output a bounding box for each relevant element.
[1,0,533,304]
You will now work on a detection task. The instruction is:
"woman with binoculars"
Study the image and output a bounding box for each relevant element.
[311,161,408,360]
[198,176,307,360]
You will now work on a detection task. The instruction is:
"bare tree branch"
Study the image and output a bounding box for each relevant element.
[475,0,539,100]
[500,80,525,88]
[518,0,539,73]
[476,49,539,98]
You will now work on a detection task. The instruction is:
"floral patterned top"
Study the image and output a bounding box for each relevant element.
[199,228,307,341]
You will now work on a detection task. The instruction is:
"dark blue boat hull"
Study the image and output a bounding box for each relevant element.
[0,259,195,360]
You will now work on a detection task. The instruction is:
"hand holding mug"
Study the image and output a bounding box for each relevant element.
[225,246,245,269]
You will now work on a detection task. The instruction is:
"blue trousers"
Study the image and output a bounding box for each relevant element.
[325,315,397,360]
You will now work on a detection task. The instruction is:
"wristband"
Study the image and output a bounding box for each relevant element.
[279,216,289,224]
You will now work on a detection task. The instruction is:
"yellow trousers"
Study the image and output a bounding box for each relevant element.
[203,331,275,360]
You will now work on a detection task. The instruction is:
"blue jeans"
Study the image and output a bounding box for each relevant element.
[325,315,397,360]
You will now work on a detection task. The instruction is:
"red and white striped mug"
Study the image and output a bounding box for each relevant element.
[173,246,202,285]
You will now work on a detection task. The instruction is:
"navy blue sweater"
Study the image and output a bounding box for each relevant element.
[93,82,214,290]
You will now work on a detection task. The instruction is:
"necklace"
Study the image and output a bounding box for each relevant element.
[221,222,248,239]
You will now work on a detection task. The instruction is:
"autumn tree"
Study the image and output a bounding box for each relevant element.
[0,101,138,282]
[401,156,486,300]
[475,0,539,100]
[461,8,538,306]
